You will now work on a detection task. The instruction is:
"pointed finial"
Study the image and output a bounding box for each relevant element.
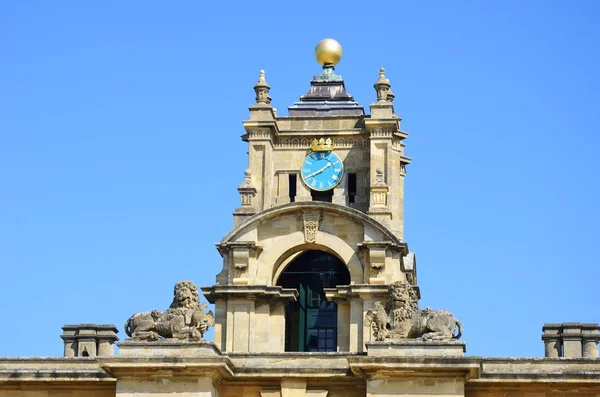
[374,67,392,102]
[254,70,272,105]
[238,169,257,207]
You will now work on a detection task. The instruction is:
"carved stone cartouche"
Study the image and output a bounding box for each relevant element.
[365,281,462,342]
[124,280,215,341]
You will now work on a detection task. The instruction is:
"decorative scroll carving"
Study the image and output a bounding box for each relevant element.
[124,281,214,341]
[368,245,386,278]
[365,282,462,342]
[233,249,250,279]
[301,211,322,243]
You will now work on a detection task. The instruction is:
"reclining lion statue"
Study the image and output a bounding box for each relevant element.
[365,281,462,341]
[124,280,214,341]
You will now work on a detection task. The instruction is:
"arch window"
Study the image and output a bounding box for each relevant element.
[277,250,350,352]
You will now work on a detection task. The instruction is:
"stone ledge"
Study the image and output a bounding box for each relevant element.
[117,340,222,357]
[365,340,466,357]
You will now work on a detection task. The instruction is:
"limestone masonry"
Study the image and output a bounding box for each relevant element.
[1,39,599,397]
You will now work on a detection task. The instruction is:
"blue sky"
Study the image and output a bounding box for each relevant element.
[1,1,599,357]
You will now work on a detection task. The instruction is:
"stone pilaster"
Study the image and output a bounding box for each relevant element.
[366,68,398,229]
[244,70,279,212]
[202,285,297,353]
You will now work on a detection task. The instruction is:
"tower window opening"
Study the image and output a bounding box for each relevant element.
[311,189,333,202]
[289,174,297,203]
[348,173,357,203]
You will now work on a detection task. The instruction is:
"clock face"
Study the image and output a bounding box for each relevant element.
[300,151,343,191]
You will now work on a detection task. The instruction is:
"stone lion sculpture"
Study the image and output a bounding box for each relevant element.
[124,280,215,341]
[365,281,462,341]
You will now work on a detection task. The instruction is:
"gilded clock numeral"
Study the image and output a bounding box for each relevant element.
[318,182,324,189]
[334,168,341,173]
[310,153,318,160]
[328,181,333,187]
[332,175,338,180]
[310,179,316,187]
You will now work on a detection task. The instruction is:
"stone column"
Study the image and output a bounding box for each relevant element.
[542,323,561,358]
[60,325,77,357]
[582,323,600,358]
[96,325,119,356]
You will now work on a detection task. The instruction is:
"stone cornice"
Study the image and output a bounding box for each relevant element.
[201,285,298,303]
[99,356,234,381]
[325,283,421,300]
[3,355,600,385]
[215,241,263,257]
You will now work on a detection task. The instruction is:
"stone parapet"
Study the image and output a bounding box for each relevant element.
[365,340,466,357]
[542,323,600,358]
[117,340,222,357]
[61,324,118,358]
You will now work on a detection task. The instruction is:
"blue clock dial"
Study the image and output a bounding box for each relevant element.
[301,151,343,191]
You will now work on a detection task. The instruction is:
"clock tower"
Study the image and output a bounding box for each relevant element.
[203,39,415,353]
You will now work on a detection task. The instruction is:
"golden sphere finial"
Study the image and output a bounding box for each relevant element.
[314,38,343,66]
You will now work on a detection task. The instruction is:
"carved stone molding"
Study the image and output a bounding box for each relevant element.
[247,129,272,139]
[370,127,395,137]
[273,136,368,149]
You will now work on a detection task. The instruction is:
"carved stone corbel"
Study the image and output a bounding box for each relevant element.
[215,241,263,284]
[358,241,406,284]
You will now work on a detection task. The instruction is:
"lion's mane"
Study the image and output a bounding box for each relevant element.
[169,280,200,309]
[386,281,419,322]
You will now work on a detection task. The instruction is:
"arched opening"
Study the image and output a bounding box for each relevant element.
[276,250,350,352]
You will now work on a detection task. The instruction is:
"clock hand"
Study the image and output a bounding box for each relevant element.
[306,162,332,178]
